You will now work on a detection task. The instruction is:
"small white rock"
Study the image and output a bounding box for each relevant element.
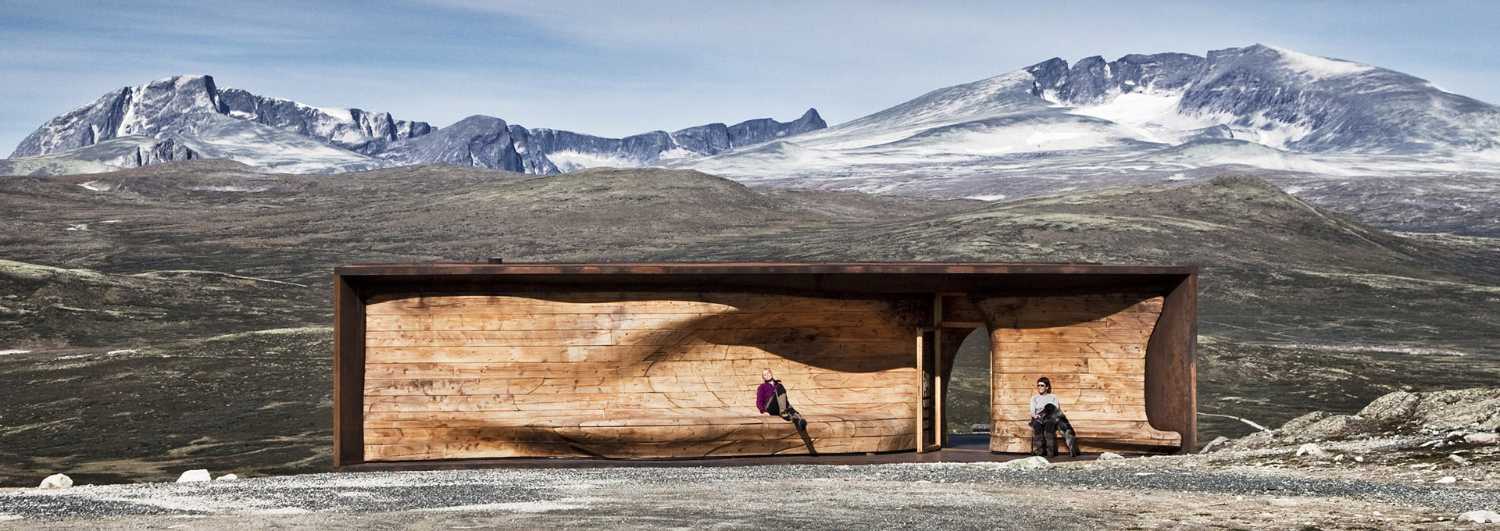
[1098,452,1124,461]
[1295,443,1330,458]
[1333,454,1345,462]
[176,469,212,483]
[1459,510,1500,523]
[1001,456,1051,470]
[1436,476,1457,484]
[1450,454,1471,466]
[215,474,238,481]
[1354,455,1365,463]
[37,473,73,489]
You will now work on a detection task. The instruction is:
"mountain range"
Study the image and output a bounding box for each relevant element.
[2,74,825,176]
[683,44,1500,197]
[4,44,1498,199]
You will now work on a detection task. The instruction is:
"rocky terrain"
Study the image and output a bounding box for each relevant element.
[1,162,1497,488]
[0,389,1495,529]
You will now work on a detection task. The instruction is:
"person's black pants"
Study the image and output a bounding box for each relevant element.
[766,396,807,431]
[1029,407,1078,457]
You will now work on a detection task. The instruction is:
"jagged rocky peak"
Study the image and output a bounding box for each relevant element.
[216,88,433,154]
[11,74,221,158]
[1024,53,1209,103]
[1111,53,1207,91]
[9,74,432,159]
[377,115,523,172]
[727,108,827,145]
[670,108,828,155]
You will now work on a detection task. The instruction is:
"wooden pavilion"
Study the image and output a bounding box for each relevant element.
[332,262,1197,468]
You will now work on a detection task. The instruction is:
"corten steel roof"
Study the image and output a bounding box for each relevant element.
[336,262,1198,276]
[333,262,1198,295]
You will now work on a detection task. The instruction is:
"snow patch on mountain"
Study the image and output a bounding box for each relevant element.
[546,150,647,172]
[1264,45,1374,80]
[1067,91,1218,144]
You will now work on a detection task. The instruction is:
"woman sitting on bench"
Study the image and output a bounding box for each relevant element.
[1029,376,1079,457]
[756,369,808,431]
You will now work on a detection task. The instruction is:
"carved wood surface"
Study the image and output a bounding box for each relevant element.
[362,291,922,461]
[979,294,1182,453]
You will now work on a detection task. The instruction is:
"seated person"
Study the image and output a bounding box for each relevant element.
[756,369,808,431]
[1029,376,1079,457]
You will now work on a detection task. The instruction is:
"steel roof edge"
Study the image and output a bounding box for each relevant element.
[334,262,1200,276]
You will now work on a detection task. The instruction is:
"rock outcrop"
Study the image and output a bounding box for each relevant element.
[1225,388,1500,450]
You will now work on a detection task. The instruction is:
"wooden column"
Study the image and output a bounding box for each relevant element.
[332,273,365,467]
[915,329,924,454]
[932,294,943,449]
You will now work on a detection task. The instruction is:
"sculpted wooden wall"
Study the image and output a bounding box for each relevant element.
[361,291,923,461]
[979,293,1182,453]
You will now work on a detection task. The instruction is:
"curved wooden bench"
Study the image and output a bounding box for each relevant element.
[363,407,914,460]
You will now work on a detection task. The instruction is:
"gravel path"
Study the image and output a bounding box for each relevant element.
[2,459,1496,529]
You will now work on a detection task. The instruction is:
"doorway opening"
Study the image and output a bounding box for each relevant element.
[940,326,991,449]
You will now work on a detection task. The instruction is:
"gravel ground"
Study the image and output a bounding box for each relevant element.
[1,457,1496,529]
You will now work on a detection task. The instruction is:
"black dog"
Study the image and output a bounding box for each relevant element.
[1029,404,1079,457]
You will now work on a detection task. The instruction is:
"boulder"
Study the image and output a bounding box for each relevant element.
[1466,432,1498,446]
[1098,452,1125,461]
[1450,454,1471,466]
[1001,456,1051,470]
[1358,391,1421,428]
[176,469,212,483]
[1280,411,1333,437]
[1302,414,1367,440]
[1436,476,1457,484]
[1238,430,1277,446]
[37,473,73,489]
[1362,389,1500,433]
[1295,443,1330,458]
[1199,436,1231,453]
[216,474,238,481]
[1459,510,1500,524]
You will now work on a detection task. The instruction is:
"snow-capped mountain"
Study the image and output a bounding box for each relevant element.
[680,44,1500,197]
[9,75,429,172]
[4,74,826,176]
[8,45,1498,190]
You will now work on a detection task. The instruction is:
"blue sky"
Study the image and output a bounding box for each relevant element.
[1,0,1497,153]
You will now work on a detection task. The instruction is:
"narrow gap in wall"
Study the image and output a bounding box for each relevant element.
[946,327,991,448]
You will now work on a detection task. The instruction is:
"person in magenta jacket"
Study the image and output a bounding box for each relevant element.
[756,369,808,431]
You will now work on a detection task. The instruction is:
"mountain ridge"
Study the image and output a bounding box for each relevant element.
[7,44,1498,186]
[6,74,826,175]
[681,43,1500,198]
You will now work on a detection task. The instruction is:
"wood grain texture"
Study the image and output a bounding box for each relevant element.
[362,291,923,461]
[979,293,1183,453]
